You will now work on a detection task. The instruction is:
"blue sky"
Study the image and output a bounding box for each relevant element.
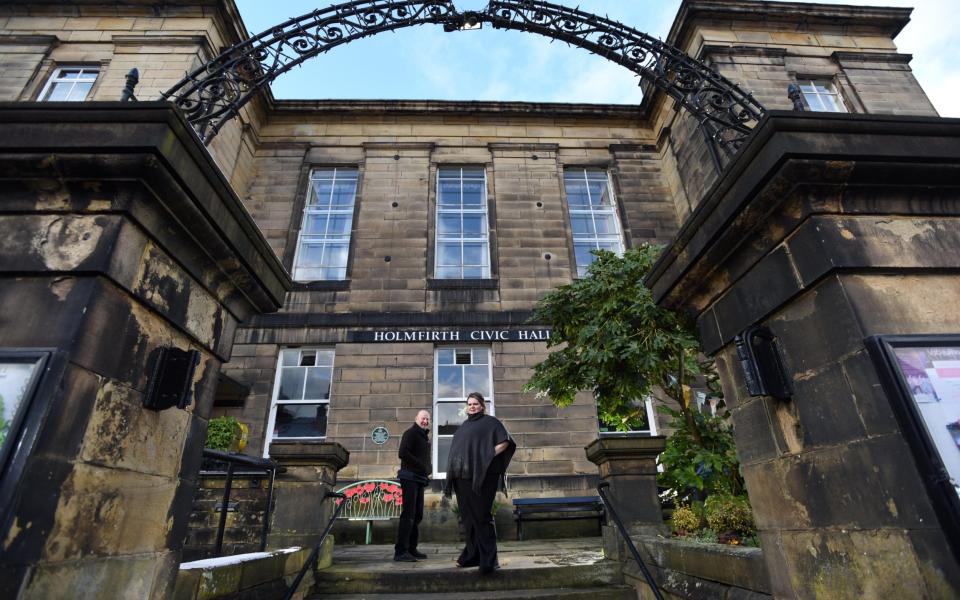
[234,0,958,116]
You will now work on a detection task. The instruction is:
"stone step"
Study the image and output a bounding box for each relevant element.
[308,585,637,600]
[311,540,622,595]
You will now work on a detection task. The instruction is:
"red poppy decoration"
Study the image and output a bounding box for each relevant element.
[335,498,343,506]
[383,494,393,502]
[364,482,376,493]
[388,484,401,494]
[380,482,390,490]
[395,497,403,506]
[359,497,370,504]
[345,488,356,498]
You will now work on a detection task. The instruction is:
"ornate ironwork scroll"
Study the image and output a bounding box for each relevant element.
[482,1,766,162]
[163,0,766,164]
[163,0,457,142]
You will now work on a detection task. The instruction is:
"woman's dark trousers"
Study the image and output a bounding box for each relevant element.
[453,471,499,572]
[394,479,425,556]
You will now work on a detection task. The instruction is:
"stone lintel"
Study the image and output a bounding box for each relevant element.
[0,101,291,319]
[647,111,960,352]
[832,50,913,64]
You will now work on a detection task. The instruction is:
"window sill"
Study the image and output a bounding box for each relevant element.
[292,280,351,291]
[427,278,498,290]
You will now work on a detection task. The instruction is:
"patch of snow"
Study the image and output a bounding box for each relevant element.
[179,547,301,570]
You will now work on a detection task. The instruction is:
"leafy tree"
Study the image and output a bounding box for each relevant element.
[523,245,743,501]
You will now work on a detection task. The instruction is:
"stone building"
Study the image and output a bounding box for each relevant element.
[2,1,958,598]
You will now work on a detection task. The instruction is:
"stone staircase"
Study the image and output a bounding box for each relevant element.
[307,539,634,600]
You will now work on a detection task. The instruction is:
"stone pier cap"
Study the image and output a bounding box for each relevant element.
[0,101,291,327]
[646,110,960,352]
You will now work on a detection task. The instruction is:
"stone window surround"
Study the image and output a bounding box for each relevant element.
[794,76,848,113]
[433,164,493,280]
[290,166,359,282]
[559,164,627,278]
[432,345,495,478]
[425,158,500,287]
[263,347,335,457]
[284,160,365,289]
[32,59,109,102]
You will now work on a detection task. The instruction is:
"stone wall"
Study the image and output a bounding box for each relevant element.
[626,536,771,600]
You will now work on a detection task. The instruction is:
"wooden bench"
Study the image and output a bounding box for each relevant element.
[512,496,605,541]
[334,479,402,544]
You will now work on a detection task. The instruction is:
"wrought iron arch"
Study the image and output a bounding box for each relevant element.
[163,0,766,163]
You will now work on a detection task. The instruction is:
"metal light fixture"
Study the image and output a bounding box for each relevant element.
[734,325,793,400]
[144,347,200,411]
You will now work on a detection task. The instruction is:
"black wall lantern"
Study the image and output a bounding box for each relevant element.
[144,347,200,411]
[734,325,793,400]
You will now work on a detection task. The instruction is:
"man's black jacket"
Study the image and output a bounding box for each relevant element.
[398,423,431,479]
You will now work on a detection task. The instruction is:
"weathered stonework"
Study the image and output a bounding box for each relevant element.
[648,112,960,599]
[0,104,288,598]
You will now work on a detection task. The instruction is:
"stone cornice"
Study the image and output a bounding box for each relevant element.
[667,0,913,51]
[272,99,643,120]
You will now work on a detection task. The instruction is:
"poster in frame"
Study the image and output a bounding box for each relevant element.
[866,334,960,562]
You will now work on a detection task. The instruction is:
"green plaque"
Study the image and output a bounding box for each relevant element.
[371,426,389,445]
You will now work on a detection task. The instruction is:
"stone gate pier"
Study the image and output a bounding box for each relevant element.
[648,111,960,599]
[0,103,289,598]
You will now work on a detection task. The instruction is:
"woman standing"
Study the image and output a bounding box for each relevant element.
[443,392,516,575]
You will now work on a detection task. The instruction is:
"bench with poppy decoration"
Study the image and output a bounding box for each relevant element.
[333,479,403,544]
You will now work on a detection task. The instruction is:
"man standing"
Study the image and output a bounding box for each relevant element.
[394,410,431,562]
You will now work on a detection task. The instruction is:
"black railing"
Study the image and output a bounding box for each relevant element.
[597,481,664,600]
[283,491,347,600]
[202,448,279,556]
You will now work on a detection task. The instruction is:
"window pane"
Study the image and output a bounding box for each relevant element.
[575,243,596,273]
[438,214,461,236]
[437,242,461,267]
[436,402,466,435]
[438,167,461,178]
[309,181,333,206]
[315,350,335,367]
[437,348,455,364]
[69,82,93,101]
[438,180,461,206]
[471,348,488,364]
[462,266,483,278]
[821,95,843,112]
[327,214,352,236]
[455,350,472,365]
[46,83,72,101]
[331,180,356,207]
[588,182,610,206]
[462,243,484,267]
[312,168,336,179]
[273,403,327,438]
[325,243,348,268]
[462,180,484,206]
[598,240,623,254]
[570,214,593,235]
[565,180,590,207]
[464,365,490,398]
[278,367,305,400]
[302,214,328,235]
[437,365,462,398]
[304,368,331,400]
[300,351,316,367]
[437,436,453,472]
[586,170,608,181]
[435,266,459,279]
[298,243,323,266]
[462,214,484,235]
[593,213,618,235]
[280,349,300,367]
[805,94,827,112]
[461,167,485,179]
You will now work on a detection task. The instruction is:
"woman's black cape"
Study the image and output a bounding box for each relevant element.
[443,413,516,496]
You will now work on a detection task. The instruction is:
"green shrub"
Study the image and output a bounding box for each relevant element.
[704,494,754,536]
[670,505,701,534]
[205,416,241,451]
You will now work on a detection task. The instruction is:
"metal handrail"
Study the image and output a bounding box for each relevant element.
[202,448,279,556]
[597,481,664,600]
[284,491,347,600]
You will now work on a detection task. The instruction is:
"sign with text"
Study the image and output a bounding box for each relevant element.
[348,328,552,343]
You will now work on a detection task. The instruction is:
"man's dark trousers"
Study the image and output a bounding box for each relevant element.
[395,478,425,556]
